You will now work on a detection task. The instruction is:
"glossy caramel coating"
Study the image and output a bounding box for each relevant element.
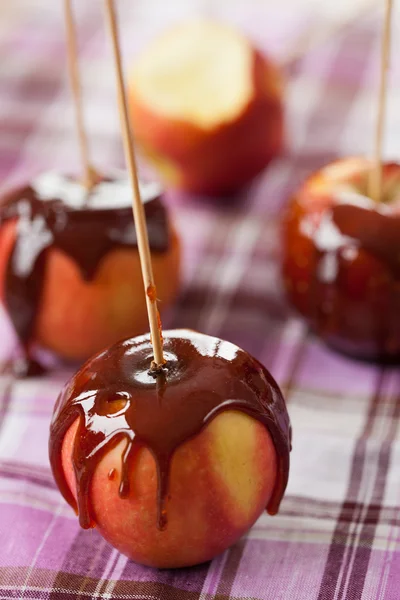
[283,158,400,360]
[0,172,169,371]
[49,329,291,530]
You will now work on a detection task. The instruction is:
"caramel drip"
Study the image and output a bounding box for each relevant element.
[0,173,169,374]
[312,201,400,358]
[331,204,400,278]
[49,330,291,531]
[108,468,117,481]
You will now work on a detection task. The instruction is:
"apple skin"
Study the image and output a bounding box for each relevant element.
[282,157,400,361]
[61,410,277,568]
[0,220,180,361]
[129,51,283,196]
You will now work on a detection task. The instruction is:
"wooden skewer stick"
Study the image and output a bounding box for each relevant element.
[104,0,165,370]
[369,0,393,202]
[63,0,97,189]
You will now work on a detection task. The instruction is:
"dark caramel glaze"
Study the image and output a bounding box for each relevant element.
[311,194,400,358]
[0,172,169,373]
[331,204,400,278]
[49,329,291,531]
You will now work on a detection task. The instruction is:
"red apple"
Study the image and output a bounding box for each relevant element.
[50,330,290,568]
[128,20,283,196]
[0,175,180,362]
[282,157,400,360]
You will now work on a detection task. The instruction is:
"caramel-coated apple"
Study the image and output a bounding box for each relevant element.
[0,172,180,371]
[49,329,291,568]
[282,157,400,360]
[128,20,283,196]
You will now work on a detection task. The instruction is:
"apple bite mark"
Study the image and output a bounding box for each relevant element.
[132,20,254,130]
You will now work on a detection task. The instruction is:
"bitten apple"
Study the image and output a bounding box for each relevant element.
[128,20,283,196]
[282,157,400,360]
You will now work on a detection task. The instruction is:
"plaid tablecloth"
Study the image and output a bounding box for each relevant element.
[1,1,400,599]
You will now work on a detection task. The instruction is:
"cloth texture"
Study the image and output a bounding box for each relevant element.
[1,1,400,599]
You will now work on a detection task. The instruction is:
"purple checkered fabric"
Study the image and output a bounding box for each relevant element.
[1,1,400,599]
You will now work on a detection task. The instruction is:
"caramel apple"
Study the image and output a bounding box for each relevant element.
[49,329,291,568]
[282,157,400,360]
[128,20,283,196]
[0,172,180,372]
